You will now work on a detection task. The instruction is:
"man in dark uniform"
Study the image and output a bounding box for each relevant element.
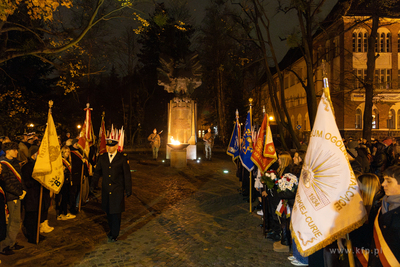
[91,138,132,243]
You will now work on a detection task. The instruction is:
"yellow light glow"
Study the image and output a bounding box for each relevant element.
[269,116,274,121]
[170,136,180,145]
[77,124,81,129]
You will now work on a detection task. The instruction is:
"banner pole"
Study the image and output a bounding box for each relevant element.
[249,98,253,213]
[78,163,84,212]
[36,185,43,244]
[346,234,356,267]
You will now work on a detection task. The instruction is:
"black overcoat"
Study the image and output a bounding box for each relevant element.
[368,205,400,267]
[92,152,132,214]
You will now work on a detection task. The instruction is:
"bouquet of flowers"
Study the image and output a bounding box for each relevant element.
[260,171,277,189]
[276,173,298,193]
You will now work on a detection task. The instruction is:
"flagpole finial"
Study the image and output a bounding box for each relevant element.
[249,98,253,106]
[321,59,327,78]
[48,100,53,113]
[86,103,90,109]
[102,111,105,118]
[263,105,266,114]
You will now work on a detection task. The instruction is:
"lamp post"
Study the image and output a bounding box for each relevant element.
[77,124,81,136]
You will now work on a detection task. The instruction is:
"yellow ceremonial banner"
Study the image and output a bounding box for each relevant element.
[291,91,367,257]
[32,112,64,194]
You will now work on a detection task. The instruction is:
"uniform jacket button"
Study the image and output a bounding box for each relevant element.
[109,192,112,194]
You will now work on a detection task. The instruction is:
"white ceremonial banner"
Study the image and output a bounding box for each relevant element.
[291,91,367,257]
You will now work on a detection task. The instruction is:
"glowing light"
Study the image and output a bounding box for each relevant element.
[197,160,200,163]
[269,116,274,121]
[170,136,180,145]
[223,170,229,174]
[162,160,165,163]
[198,157,201,160]
[77,124,82,129]
[29,123,34,128]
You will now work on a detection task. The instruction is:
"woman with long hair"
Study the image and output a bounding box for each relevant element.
[348,173,383,267]
[277,152,293,177]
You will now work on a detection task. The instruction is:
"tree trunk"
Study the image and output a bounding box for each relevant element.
[363,15,379,141]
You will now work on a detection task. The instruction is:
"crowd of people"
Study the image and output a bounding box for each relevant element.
[237,136,400,267]
[0,133,92,255]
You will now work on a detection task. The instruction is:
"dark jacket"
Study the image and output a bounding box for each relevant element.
[351,146,371,173]
[92,152,132,214]
[350,190,383,250]
[371,143,387,176]
[0,158,23,201]
[368,205,400,267]
[21,157,50,212]
[21,158,41,211]
[70,148,86,185]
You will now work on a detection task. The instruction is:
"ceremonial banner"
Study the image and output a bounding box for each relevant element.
[118,126,124,152]
[227,120,240,161]
[32,112,64,194]
[78,103,94,158]
[291,91,366,256]
[251,114,277,172]
[239,111,254,171]
[99,115,107,154]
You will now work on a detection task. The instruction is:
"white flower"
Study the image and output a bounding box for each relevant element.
[277,173,298,191]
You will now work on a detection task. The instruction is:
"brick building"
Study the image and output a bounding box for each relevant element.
[261,2,400,143]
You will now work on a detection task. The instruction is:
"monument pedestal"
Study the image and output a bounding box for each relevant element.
[170,149,187,168]
[168,143,189,168]
[166,98,197,160]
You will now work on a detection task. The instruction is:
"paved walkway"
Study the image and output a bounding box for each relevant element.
[1,149,294,267]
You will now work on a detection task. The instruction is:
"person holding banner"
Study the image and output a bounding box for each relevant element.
[0,142,26,255]
[21,146,54,244]
[368,165,400,267]
[91,138,132,243]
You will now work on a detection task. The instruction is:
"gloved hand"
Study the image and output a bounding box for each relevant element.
[19,190,27,200]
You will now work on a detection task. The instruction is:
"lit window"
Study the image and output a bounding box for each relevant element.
[355,109,362,129]
[372,109,379,129]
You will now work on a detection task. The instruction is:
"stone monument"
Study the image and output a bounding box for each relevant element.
[158,53,202,162]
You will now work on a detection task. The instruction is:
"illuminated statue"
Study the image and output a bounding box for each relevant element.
[157,53,202,96]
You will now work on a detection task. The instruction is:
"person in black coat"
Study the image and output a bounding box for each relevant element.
[69,139,87,214]
[21,146,54,244]
[91,139,132,243]
[368,166,400,267]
